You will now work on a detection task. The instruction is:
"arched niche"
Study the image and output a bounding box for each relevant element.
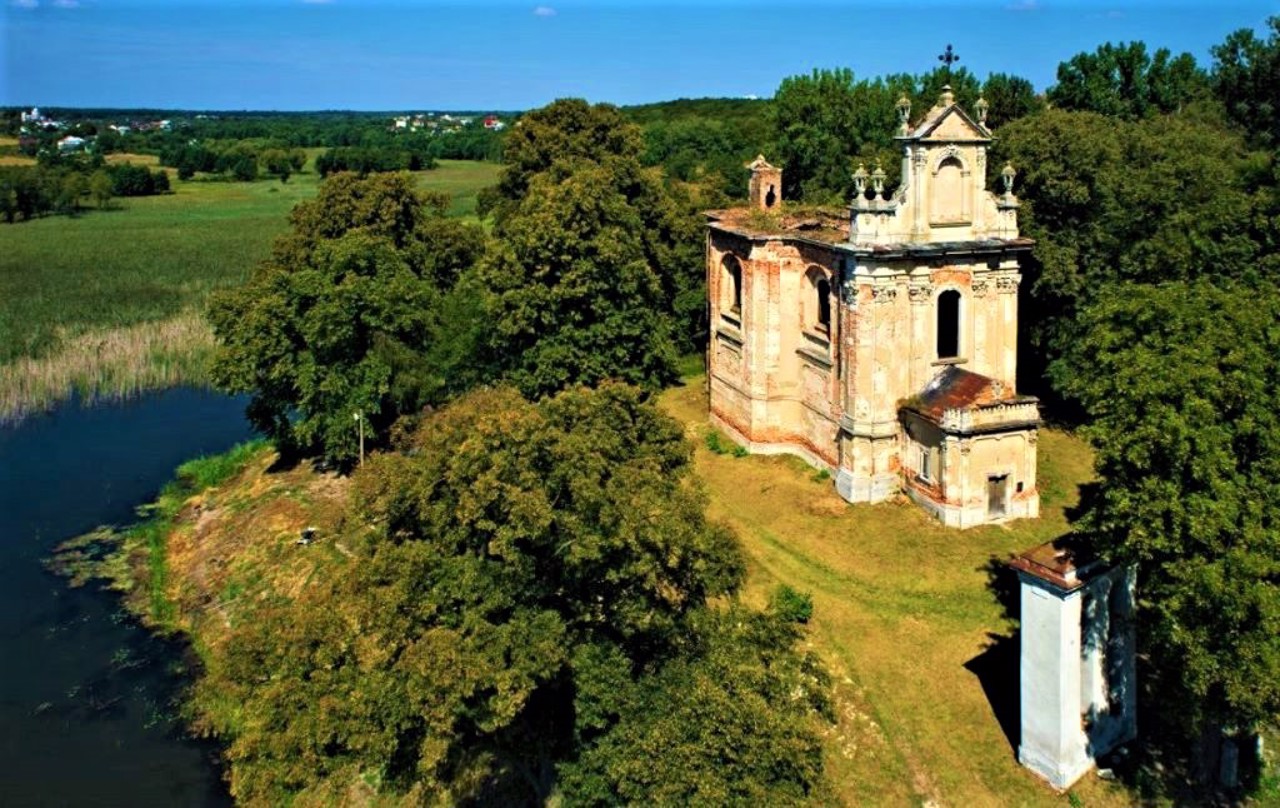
[929,151,972,225]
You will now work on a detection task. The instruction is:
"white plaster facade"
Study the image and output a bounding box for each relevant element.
[1012,540,1138,789]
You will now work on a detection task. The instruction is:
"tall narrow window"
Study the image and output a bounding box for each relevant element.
[722,256,742,316]
[816,277,831,332]
[937,289,960,359]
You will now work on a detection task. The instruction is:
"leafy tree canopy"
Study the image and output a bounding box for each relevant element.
[1047,41,1207,119]
[492,98,645,224]
[481,97,708,378]
[198,384,830,805]
[477,159,680,398]
[1212,16,1280,147]
[993,108,1270,393]
[1053,279,1280,733]
[209,172,486,463]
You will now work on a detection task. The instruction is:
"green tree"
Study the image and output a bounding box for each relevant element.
[559,607,831,806]
[770,67,912,202]
[980,72,1045,130]
[492,98,644,224]
[1212,16,1280,146]
[57,172,87,213]
[197,385,826,805]
[89,169,113,209]
[208,172,486,463]
[261,148,293,183]
[993,108,1264,396]
[1052,279,1280,743]
[477,160,678,398]
[1048,41,1207,118]
[487,98,707,364]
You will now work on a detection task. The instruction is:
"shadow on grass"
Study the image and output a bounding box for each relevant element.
[964,632,1020,757]
[963,554,1025,757]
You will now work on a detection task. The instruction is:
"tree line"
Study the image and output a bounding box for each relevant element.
[0,155,170,223]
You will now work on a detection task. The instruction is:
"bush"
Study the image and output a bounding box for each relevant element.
[704,428,748,457]
[768,584,814,624]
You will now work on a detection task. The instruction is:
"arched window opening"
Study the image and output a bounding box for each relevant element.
[722,256,743,316]
[816,277,831,332]
[765,184,777,209]
[937,289,960,359]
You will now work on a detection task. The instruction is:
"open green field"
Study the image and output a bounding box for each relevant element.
[659,380,1133,808]
[0,159,501,420]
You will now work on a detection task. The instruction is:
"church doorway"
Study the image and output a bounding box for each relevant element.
[987,474,1008,518]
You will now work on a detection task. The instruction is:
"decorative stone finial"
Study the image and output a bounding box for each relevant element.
[1000,163,1017,195]
[871,163,886,198]
[975,96,989,126]
[939,84,955,107]
[852,163,868,195]
[896,95,912,135]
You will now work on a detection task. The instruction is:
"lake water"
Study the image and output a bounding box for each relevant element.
[0,388,254,807]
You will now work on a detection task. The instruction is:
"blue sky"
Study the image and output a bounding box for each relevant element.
[1,1,1273,111]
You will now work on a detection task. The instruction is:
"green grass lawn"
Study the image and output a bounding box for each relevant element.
[0,160,501,364]
[660,379,1134,808]
[417,159,502,219]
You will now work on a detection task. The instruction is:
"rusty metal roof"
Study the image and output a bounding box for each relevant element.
[1009,536,1102,591]
[909,366,1007,420]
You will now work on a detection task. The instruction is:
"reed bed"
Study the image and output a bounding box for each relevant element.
[0,310,217,424]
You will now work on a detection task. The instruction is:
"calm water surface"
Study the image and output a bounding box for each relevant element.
[0,388,253,807]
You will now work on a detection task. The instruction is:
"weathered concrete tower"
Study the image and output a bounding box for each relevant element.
[1011,538,1137,789]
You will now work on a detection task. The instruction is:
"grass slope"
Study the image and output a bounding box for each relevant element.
[660,379,1132,808]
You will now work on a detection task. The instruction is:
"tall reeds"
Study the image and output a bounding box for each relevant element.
[0,310,217,424]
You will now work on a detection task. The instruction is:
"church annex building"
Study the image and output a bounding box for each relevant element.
[706,88,1041,529]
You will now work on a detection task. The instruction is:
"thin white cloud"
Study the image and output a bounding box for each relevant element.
[1005,0,1039,10]
[53,0,80,7]
[11,0,40,8]
[533,5,556,16]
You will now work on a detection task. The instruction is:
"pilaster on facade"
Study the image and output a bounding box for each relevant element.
[704,88,1040,529]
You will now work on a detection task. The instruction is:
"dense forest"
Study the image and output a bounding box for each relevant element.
[23,13,1280,805]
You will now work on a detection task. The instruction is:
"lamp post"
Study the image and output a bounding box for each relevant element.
[353,411,364,466]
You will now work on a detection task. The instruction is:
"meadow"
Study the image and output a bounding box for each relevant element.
[0,158,501,421]
[658,380,1135,808]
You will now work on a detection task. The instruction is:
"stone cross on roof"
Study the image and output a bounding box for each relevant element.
[938,44,959,80]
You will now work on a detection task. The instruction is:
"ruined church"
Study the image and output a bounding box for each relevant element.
[706,88,1040,528]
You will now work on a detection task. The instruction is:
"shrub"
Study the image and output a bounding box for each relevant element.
[768,584,814,624]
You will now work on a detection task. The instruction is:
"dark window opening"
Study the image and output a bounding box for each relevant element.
[816,278,831,331]
[724,257,742,315]
[765,184,777,209]
[937,289,960,359]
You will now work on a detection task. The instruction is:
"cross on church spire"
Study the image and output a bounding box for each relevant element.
[937,44,959,79]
